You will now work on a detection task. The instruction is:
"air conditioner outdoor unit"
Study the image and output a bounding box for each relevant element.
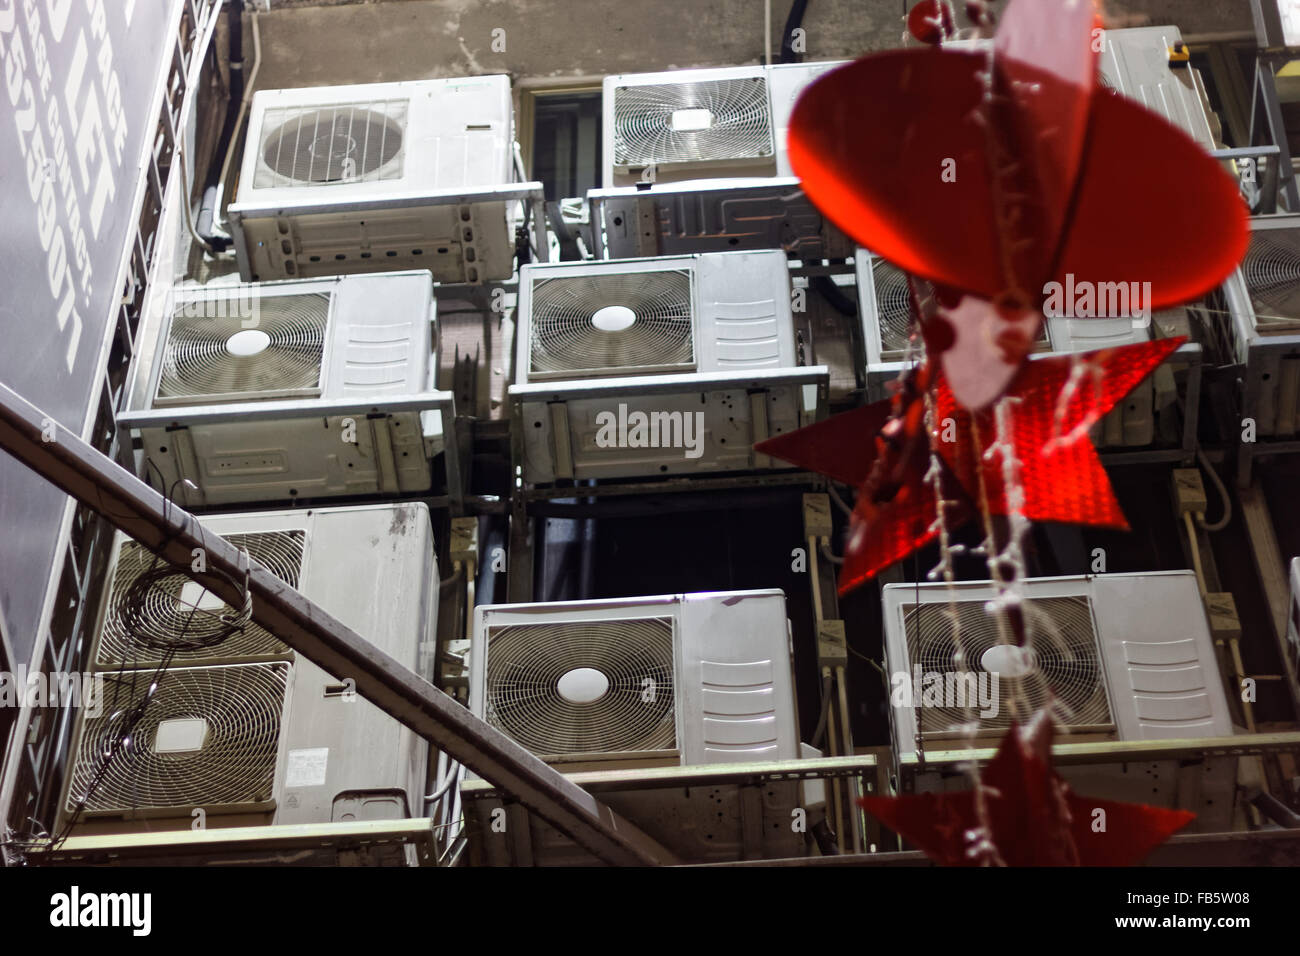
[228,77,540,285]
[59,503,436,856]
[1097,26,1222,150]
[855,250,1160,447]
[602,61,848,188]
[1217,214,1300,439]
[882,572,1238,829]
[118,271,455,507]
[466,590,807,863]
[510,250,827,483]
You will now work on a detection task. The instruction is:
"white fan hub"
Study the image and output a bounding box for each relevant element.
[557,667,611,704]
[669,108,714,131]
[225,328,272,357]
[591,305,637,333]
[979,643,1037,679]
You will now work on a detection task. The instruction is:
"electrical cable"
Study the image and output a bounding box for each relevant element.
[1195,446,1233,532]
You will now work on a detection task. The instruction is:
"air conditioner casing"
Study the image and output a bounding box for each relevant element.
[602,61,847,188]
[883,572,1237,830]
[467,590,805,863]
[229,77,523,285]
[1097,26,1221,149]
[120,271,454,506]
[855,250,1159,447]
[1217,214,1300,438]
[61,503,436,848]
[511,250,827,483]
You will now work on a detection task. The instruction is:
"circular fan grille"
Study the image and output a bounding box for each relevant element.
[485,618,676,756]
[157,294,328,402]
[1243,232,1300,324]
[529,271,694,377]
[261,107,404,183]
[97,532,304,667]
[613,77,773,167]
[68,663,288,814]
[871,259,915,355]
[904,597,1110,733]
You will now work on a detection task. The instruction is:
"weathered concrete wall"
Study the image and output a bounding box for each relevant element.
[248,0,1256,91]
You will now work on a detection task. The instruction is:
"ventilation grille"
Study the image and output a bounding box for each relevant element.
[254,100,407,187]
[484,617,676,757]
[528,270,695,378]
[613,77,773,168]
[96,531,305,668]
[66,663,288,817]
[1243,228,1300,331]
[156,294,329,405]
[901,596,1113,734]
[872,259,1049,359]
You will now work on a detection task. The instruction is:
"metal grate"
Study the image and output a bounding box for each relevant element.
[67,663,289,817]
[528,269,695,379]
[156,293,328,404]
[255,100,408,187]
[1243,229,1300,331]
[96,531,304,668]
[901,596,1113,734]
[613,77,773,168]
[484,617,676,757]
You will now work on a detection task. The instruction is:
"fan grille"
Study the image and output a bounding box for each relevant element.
[67,663,288,816]
[255,100,407,187]
[156,294,328,404]
[528,270,695,378]
[96,531,304,668]
[871,259,1049,358]
[901,596,1113,734]
[613,77,773,168]
[484,618,676,757]
[1243,229,1300,330]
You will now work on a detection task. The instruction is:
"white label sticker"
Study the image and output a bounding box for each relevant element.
[285,747,329,788]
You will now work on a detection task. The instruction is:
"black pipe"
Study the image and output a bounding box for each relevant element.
[779,0,810,64]
[198,0,244,250]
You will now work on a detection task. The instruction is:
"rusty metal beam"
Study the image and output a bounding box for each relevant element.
[0,382,676,866]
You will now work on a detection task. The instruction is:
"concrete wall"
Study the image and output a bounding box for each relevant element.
[249,0,1257,91]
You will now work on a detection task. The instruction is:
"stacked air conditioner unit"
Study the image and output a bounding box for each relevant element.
[855,250,1161,447]
[882,572,1238,829]
[590,61,853,259]
[118,271,454,506]
[60,503,437,858]
[1217,215,1300,439]
[510,249,827,483]
[467,589,806,863]
[1097,26,1222,150]
[229,77,535,285]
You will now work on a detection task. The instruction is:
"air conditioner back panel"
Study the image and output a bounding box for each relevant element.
[231,77,517,283]
[1098,26,1219,149]
[471,590,798,768]
[882,572,1232,762]
[65,503,435,836]
[136,272,436,506]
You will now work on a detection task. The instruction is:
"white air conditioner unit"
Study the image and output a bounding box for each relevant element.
[510,250,827,482]
[60,503,436,853]
[602,61,848,188]
[118,271,455,506]
[1251,0,1300,50]
[1217,214,1300,439]
[229,77,538,285]
[855,250,1161,447]
[1097,27,1222,150]
[467,590,807,863]
[883,572,1238,829]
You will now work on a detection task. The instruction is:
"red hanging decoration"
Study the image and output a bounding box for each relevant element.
[858,717,1195,866]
